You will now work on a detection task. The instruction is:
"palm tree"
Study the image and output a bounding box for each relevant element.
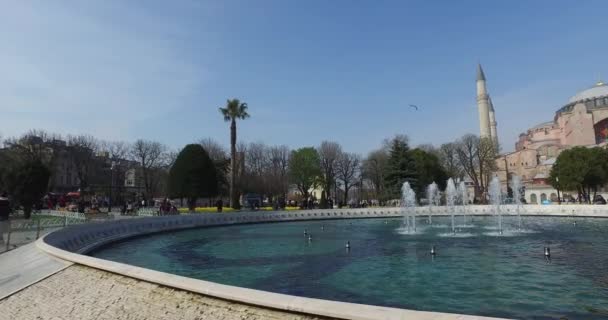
[219,99,250,209]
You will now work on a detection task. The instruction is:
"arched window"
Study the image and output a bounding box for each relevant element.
[540,193,547,202]
[530,194,537,204]
[550,193,558,201]
[594,118,608,144]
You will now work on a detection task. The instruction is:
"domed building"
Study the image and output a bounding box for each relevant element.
[493,75,608,203]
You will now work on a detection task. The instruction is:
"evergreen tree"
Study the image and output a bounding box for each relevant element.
[168,144,219,210]
[4,160,51,219]
[383,136,418,200]
[409,148,448,198]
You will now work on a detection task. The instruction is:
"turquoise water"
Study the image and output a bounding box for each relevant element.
[91,216,608,319]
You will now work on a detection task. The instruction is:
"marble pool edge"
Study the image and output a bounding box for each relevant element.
[23,205,608,319]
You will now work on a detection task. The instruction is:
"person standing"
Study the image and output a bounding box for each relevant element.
[0,194,11,245]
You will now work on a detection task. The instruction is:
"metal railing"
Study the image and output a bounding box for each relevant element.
[1,210,88,253]
[136,208,160,217]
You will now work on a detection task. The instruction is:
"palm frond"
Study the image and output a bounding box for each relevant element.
[219,107,231,121]
[238,103,250,119]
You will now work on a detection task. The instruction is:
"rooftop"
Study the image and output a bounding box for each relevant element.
[568,81,608,103]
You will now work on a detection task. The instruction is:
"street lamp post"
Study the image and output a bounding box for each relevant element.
[504,157,510,197]
[109,161,115,213]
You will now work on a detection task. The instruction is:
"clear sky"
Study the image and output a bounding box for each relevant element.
[1,0,607,154]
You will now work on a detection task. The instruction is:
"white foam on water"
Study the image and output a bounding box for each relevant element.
[482,230,525,237]
[437,232,475,238]
[395,226,429,235]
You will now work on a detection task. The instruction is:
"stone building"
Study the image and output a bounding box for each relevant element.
[483,64,608,203]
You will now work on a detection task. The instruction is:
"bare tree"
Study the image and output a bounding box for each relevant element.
[336,152,361,204]
[102,141,129,161]
[238,142,291,206]
[456,134,481,199]
[456,134,497,202]
[361,149,389,202]
[199,138,228,163]
[165,150,179,168]
[439,142,463,178]
[232,142,248,199]
[382,134,408,152]
[317,141,342,207]
[6,129,63,165]
[98,140,131,205]
[268,145,290,202]
[478,137,498,192]
[66,134,99,192]
[242,142,269,195]
[130,139,167,200]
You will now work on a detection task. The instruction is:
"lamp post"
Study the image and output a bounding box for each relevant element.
[109,161,115,213]
[556,176,561,205]
[504,157,510,196]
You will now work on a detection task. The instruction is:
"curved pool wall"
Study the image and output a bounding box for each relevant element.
[38,205,608,320]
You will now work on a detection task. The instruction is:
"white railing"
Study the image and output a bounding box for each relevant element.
[33,210,87,221]
[136,208,160,217]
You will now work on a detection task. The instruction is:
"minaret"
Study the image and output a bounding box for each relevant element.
[476,64,492,139]
[488,96,498,148]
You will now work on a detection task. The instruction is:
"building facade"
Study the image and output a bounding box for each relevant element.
[483,65,608,203]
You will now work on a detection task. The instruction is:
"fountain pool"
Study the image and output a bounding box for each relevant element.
[91,216,608,320]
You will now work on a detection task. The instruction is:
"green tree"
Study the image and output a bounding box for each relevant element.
[168,144,218,210]
[549,147,608,203]
[4,160,51,219]
[383,135,417,200]
[410,148,448,198]
[219,99,250,209]
[289,147,321,202]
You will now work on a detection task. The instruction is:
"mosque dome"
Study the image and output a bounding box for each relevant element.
[568,81,608,103]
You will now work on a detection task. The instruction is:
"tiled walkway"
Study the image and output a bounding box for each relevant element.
[0,241,71,300]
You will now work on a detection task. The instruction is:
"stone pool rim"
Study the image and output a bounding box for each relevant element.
[36,205,608,320]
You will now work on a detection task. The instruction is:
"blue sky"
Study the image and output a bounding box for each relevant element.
[1,0,607,154]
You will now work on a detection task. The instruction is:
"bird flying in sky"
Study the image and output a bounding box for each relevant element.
[409,104,419,110]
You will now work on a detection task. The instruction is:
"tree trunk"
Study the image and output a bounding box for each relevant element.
[229,118,239,209]
[343,183,350,205]
[188,198,196,212]
[23,204,32,220]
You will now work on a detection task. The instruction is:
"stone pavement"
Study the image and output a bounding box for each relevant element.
[0,264,331,320]
[0,242,71,300]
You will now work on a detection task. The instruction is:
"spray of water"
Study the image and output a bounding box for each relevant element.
[488,176,503,235]
[445,178,457,233]
[426,182,439,225]
[511,175,523,230]
[401,182,417,232]
[458,181,468,225]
